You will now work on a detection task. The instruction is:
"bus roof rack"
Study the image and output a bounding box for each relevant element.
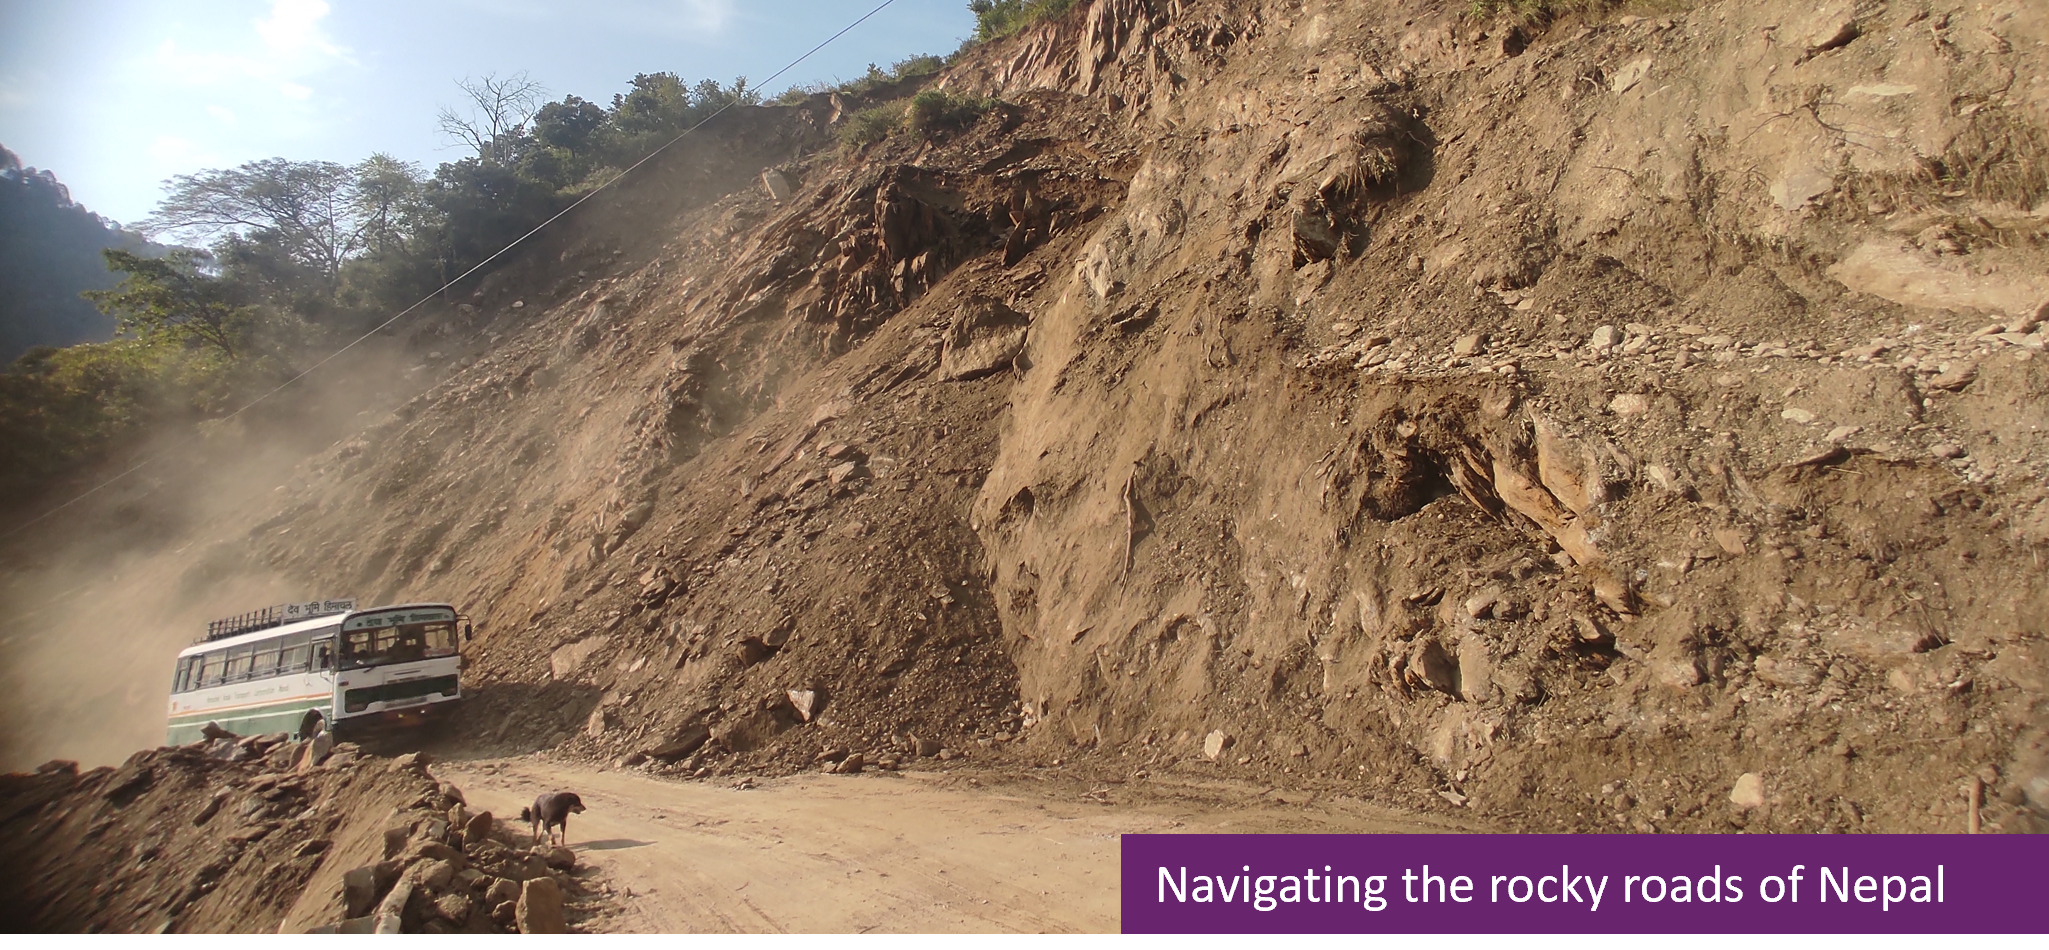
[202,599,356,643]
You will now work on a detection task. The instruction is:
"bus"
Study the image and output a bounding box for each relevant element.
[167,600,468,745]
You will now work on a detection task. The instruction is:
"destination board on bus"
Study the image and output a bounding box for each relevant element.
[280,599,356,620]
[342,606,458,631]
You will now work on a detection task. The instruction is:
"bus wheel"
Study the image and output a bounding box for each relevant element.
[297,709,327,741]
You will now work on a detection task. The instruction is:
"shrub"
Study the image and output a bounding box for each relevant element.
[904,90,995,136]
[837,90,997,149]
[968,0,1078,43]
[837,103,904,148]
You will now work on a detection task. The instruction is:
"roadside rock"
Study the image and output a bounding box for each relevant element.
[462,811,495,851]
[1729,773,1767,810]
[516,877,567,934]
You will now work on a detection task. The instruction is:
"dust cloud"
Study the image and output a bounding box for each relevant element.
[0,338,452,770]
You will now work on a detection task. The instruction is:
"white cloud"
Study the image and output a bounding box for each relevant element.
[255,0,344,57]
[205,104,237,124]
[148,0,352,101]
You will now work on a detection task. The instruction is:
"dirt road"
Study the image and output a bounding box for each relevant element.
[438,758,1464,933]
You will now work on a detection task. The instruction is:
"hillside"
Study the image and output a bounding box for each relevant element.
[4,0,2046,848]
[0,146,137,362]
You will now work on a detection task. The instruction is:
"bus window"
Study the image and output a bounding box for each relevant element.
[422,621,457,658]
[198,651,224,688]
[342,623,432,668]
[251,642,282,679]
[313,639,335,671]
[280,634,311,674]
[172,656,191,693]
[224,645,253,682]
[343,628,373,667]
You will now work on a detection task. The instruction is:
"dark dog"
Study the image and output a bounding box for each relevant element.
[517,791,587,846]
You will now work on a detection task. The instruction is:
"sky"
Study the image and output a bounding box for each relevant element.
[0,0,980,227]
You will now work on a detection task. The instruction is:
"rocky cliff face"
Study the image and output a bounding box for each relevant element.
[9,0,2048,834]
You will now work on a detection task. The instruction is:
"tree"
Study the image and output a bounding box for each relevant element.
[437,72,546,166]
[144,159,360,295]
[533,95,607,154]
[349,154,429,258]
[84,249,255,360]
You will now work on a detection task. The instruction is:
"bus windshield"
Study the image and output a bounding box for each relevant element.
[339,620,458,670]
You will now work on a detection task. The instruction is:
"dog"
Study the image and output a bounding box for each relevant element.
[518,791,587,846]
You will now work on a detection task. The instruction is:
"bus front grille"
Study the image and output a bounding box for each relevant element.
[343,675,459,713]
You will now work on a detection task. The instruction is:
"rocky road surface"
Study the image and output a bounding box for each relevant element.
[439,758,1462,933]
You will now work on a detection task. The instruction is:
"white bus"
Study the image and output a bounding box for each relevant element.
[167,600,468,744]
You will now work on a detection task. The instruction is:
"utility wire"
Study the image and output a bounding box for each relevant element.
[3,0,901,539]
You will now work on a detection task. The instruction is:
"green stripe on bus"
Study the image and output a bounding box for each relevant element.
[168,695,330,725]
[167,698,331,746]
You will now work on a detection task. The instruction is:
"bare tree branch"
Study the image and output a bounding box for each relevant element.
[436,72,547,165]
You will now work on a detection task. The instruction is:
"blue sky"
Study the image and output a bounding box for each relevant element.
[0,0,979,227]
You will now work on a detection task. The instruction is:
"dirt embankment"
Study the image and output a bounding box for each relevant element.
[4,0,2048,848]
[0,738,608,933]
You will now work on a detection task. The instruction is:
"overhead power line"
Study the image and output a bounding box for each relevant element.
[3,0,902,540]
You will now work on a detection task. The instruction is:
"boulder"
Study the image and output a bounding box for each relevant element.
[484,877,521,908]
[645,724,712,762]
[463,811,495,851]
[516,877,567,934]
[296,732,334,772]
[435,893,473,925]
[544,846,576,871]
[413,858,457,891]
[1203,730,1233,760]
[343,866,378,919]
[787,689,819,722]
[940,298,1031,381]
[200,721,238,741]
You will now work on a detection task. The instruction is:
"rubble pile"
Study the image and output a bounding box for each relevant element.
[0,737,603,933]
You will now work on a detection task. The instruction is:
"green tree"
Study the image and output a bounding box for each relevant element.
[144,158,361,299]
[349,153,430,258]
[84,249,255,361]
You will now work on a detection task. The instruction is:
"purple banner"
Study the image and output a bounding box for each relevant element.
[1121,834,2041,933]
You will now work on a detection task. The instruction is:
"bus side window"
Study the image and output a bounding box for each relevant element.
[251,642,282,679]
[225,645,253,683]
[281,634,311,674]
[313,639,334,671]
[199,652,223,688]
[172,657,190,693]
